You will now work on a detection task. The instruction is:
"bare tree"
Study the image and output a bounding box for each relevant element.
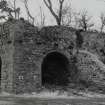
[0,0,13,18]
[13,0,16,18]
[34,6,46,28]
[77,10,94,31]
[40,6,46,26]
[100,13,105,33]
[43,0,65,25]
[73,12,80,29]
[60,4,73,26]
[22,0,34,24]
[0,0,20,19]
[9,0,21,19]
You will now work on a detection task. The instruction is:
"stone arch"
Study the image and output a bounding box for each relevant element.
[41,51,70,87]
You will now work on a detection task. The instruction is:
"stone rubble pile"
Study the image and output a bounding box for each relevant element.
[76,50,105,92]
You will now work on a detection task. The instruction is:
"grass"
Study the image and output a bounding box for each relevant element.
[0,95,105,105]
[1,84,105,105]
[1,88,105,105]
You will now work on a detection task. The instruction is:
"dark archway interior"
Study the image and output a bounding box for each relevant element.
[42,52,70,87]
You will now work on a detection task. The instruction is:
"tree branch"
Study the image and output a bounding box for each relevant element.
[43,0,65,25]
[58,0,64,25]
[43,0,59,24]
[43,0,51,8]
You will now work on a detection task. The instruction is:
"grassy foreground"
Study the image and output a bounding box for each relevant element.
[0,93,105,105]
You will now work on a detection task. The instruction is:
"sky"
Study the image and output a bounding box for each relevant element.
[6,0,105,29]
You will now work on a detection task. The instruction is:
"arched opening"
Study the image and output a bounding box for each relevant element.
[41,52,70,87]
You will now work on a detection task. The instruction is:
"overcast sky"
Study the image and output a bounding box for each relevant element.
[12,0,105,29]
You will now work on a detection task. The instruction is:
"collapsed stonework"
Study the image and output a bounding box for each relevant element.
[0,20,105,94]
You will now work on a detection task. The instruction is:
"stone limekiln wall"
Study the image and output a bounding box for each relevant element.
[12,22,77,93]
[0,21,15,93]
[0,20,105,93]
